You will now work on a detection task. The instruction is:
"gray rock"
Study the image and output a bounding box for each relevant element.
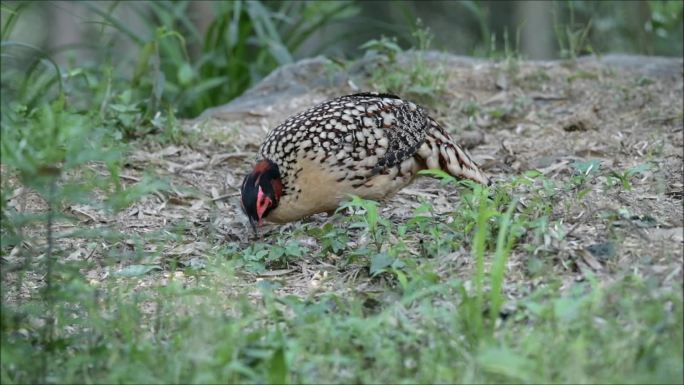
[582,54,683,77]
[198,57,346,120]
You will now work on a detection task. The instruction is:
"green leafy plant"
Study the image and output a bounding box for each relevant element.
[607,163,651,190]
[82,0,359,118]
[569,159,602,198]
[553,1,596,59]
[0,98,167,382]
[361,20,448,106]
[338,195,391,254]
[237,239,306,272]
[2,1,360,140]
[307,223,349,254]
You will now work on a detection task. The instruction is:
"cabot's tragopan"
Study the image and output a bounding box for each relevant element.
[240,92,491,234]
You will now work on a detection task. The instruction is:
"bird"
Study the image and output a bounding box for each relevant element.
[240,92,491,234]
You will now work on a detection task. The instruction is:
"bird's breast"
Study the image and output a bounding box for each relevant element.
[265,155,421,223]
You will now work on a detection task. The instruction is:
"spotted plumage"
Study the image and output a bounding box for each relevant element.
[240,92,491,230]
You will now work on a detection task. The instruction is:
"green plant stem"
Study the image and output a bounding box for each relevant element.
[472,188,491,339]
[489,197,519,331]
[41,176,57,384]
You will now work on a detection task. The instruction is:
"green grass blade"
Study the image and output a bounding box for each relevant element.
[489,197,519,329]
[80,1,145,46]
[471,186,493,339]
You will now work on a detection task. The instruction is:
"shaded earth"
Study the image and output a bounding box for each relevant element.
[4,52,683,303]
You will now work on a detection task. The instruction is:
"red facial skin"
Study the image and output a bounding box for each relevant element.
[255,186,272,225]
[252,161,282,225]
[241,159,282,236]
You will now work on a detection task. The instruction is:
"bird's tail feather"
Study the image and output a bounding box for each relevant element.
[417,119,492,186]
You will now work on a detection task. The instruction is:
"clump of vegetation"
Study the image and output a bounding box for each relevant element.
[3,169,682,383]
[360,21,448,107]
[553,1,596,59]
[2,1,359,125]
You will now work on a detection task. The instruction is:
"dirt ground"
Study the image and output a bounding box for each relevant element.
[4,53,683,303]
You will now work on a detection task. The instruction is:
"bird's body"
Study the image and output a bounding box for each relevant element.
[240,92,490,230]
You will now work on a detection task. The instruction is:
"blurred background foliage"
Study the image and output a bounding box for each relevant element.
[1,0,682,120]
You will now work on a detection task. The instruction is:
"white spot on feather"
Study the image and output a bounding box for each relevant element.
[365,156,378,167]
[400,158,414,174]
[377,137,389,148]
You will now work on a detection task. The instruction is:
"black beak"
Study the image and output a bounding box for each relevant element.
[249,216,259,237]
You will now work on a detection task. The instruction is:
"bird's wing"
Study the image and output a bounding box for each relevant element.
[337,93,428,175]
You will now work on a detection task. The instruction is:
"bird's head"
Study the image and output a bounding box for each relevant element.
[240,159,283,235]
